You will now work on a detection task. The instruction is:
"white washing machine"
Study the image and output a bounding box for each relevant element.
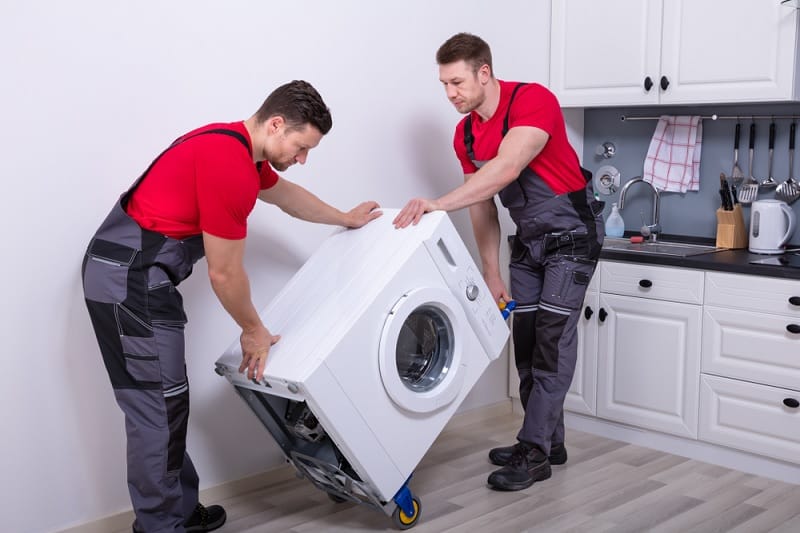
[214,209,509,529]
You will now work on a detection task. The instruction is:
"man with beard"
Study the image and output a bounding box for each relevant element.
[82,80,381,531]
[394,33,604,491]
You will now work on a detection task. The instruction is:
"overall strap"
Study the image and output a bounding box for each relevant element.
[126,128,252,200]
[463,82,528,161]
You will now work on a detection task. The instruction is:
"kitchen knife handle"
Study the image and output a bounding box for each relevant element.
[769,121,776,150]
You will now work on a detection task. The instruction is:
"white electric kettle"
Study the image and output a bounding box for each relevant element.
[749,199,797,254]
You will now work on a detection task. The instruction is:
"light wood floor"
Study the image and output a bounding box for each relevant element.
[135,406,800,533]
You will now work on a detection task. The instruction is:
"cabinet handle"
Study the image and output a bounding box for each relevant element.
[639,279,653,288]
[787,324,800,334]
[584,305,594,320]
[598,308,607,322]
[784,398,800,409]
[660,76,670,91]
[789,296,800,306]
[644,76,653,91]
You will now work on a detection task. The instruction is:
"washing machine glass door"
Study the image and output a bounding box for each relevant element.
[379,287,465,413]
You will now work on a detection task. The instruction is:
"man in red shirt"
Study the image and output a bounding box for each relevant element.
[82,80,381,532]
[394,34,604,491]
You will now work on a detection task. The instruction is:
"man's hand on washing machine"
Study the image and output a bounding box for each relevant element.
[484,272,511,304]
[393,198,440,228]
[343,201,383,228]
[239,325,281,381]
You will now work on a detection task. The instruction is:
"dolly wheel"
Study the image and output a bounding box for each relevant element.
[327,493,347,503]
[392,497,421,529]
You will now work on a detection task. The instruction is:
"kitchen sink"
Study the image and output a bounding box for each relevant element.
[602,237,724,257]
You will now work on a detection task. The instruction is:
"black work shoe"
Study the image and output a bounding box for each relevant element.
[185,503,227,532]
[487,445,551,491]
[489,442,568,466]
[549,443,568,466]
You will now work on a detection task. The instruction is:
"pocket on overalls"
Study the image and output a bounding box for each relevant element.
[82,238,137,303]
[120,339,161,383]
[546,258,595,310]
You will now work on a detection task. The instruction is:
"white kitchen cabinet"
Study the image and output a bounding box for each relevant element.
[699,271,800,463]
[550,0,800,107]
[565,272,600,415]
[699,374,800,465]
[596,261,703,438]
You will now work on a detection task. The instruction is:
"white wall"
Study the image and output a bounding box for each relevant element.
[0,2,550,531]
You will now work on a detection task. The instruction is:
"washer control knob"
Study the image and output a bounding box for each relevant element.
[466,284,479,301]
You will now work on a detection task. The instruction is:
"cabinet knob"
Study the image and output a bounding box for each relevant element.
[787,324,800,334]
[644,76,653,91]
[639,279,653,288]
[789,296,800,306]
[660,76,670,91]
[783,398,800,409]
[584,305,594,320]
[598,308,608,322]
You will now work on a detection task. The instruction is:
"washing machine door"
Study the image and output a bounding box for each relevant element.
[378,287,466,413]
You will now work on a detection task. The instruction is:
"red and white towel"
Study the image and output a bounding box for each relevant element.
[643,115,702,193]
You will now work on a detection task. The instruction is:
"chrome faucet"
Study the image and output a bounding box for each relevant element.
[618,176,661,242]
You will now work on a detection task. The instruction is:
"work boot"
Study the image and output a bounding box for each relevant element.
[487,444,551,491]
[489,442,568,466]
[184,503,227,532]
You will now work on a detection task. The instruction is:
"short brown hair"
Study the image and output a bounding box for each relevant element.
[436,33,493,75]
[254,80,332,134]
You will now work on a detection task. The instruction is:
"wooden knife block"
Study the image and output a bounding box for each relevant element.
[715,204,748,249]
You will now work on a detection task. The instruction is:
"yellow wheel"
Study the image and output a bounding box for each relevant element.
[392,497,421,530]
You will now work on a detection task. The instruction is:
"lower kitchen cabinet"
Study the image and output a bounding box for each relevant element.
[699,374,800,465]
[699,271,800,465]
[596,261,703,438]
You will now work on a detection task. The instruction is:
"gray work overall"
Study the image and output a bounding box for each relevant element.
[82,129,251,532]
[464,84,605,455]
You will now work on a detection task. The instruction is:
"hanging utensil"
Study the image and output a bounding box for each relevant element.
[761,120,778,189]
[776,121,800,204]
[738,121,760,204]
[731,121,744,186]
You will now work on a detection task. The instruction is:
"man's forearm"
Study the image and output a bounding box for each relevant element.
[208,266,263,332]
[469,200,502,276]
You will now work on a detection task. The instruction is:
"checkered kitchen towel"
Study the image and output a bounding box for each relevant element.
[643,115,703,193]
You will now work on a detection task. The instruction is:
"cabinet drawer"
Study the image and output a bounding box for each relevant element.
[705,271,800,316]
[703,306,800,391]
[699,374,800,465]
[599,261,704,304]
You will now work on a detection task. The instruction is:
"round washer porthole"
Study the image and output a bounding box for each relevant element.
[395,304,454,393]
[379,288,465,414]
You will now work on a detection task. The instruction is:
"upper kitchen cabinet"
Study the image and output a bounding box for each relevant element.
[550,0,800,107]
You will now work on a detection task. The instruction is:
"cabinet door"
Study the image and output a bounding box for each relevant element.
[702,306,800,392]
[597,293,702,438]
[566,288,599,415]
[550,0,662,106]
[699,374,800,465]
[660,0,799,103]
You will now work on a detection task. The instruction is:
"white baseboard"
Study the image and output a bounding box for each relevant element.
[565,411,800,486]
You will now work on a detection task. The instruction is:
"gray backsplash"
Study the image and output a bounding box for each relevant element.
[582,104,800,245]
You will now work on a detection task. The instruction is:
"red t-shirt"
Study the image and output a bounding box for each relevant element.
[453,81,585,195]
[125,121,279,240]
